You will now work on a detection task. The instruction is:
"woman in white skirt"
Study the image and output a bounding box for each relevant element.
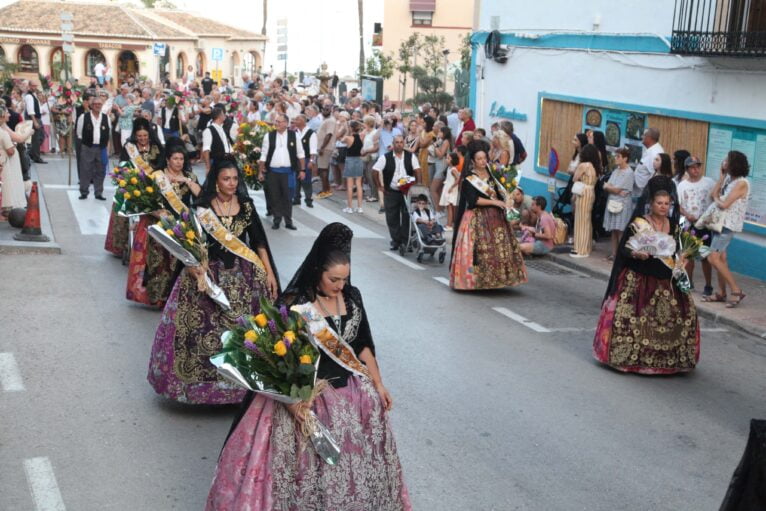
[0,105,28,218]
[602,147,634,260]
[439,151,461,230]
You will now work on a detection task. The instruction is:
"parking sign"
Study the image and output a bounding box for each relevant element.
[211,48,224,62]
[153,43,166,56]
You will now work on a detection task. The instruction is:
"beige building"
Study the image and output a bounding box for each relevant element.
[0,0,266,86]
[381,0,473,106]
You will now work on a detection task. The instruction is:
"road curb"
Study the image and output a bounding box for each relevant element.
[549,252,766,340]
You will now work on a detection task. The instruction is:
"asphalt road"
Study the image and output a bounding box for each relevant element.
[1,158,764,511]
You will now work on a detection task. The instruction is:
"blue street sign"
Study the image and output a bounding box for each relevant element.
[153,43,166,56]
[211,48,224,62]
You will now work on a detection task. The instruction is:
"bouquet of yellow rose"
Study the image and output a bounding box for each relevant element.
[490,163,520,221]
[234,120,274,191]
[210,297,340,464]
[109,161,163,215]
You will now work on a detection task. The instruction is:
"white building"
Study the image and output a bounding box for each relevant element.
[470,0,766,280]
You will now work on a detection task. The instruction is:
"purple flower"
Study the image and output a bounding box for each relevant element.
[244,341,261,355]
[118,188,126,194]
[236,316,248,327]
[701,234,709,241]
[181,211,190,222]
[282,336,292,350]
[268,320,277,334]
[172,225,184,238]
[139,170,146,179]
[279,305,288,322]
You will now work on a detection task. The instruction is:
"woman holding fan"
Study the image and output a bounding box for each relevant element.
[147,157,279,404]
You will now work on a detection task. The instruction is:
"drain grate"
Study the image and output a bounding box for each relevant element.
[525,259,579,276]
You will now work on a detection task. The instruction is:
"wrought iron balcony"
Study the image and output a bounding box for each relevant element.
[671,0,766,56]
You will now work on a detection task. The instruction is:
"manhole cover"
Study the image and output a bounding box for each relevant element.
[525,259,578,276]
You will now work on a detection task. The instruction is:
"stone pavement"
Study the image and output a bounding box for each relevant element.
[317,184,766,340]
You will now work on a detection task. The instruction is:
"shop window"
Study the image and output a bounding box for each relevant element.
[176,53,186,79]
[18,44,39,72]
[85,49,106,76]
[196,51,205,77]
[50,47,71,81]
[412,11,433,26]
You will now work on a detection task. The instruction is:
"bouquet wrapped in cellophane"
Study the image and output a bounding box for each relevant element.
[490,163,520,222]
[210,297,341,465]
[394,176,416,194]
[109,160,163,216]
[672,224,712,294]
[234,121,274,190]
[146,211,230,310]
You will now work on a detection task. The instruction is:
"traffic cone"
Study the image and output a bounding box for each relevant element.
[14,182,50,242]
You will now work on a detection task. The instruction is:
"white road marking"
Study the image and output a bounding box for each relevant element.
[24,457,66,511]
[44,184,116,191]
[300,201,384,239]
[66,190,110,235]
[0,353,24,391]
[433,276,450,286]
[381,251,425,270]
[548,326,727,333]
[492,307,552,333]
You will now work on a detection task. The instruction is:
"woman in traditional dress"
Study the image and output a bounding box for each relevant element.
[148,157,279,404]
[593,176,700,375]
[0,105,27,218]
[125,140,201,307]
[105,118,165,257]
[206,223,411,510]
[450,150,527,290]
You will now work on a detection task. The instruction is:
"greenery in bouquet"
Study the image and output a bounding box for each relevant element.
[218,297,320,401]
[490,163,519,195]
[164,89,186,109]
[234,120,273,191]
[109,162,163,214]
[677,226,711,260]
[155,211,208,264]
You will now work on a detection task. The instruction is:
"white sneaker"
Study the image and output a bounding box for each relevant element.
[342,207,354,214]
[355,207,364,214]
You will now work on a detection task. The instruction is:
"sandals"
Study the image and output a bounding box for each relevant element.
[726,292,746,308]
[702,293,727,303]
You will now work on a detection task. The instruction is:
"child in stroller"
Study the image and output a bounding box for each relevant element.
[411,193,445,245]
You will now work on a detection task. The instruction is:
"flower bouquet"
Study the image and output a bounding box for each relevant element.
[490,164,520,221]
[146,211,230,310]
[672,226,711,293]
[234,120,273,190]
[210,297,341,465]
[394,176,416,194]
[109,161,163,216]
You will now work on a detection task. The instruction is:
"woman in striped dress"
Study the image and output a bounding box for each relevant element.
[570,144,600,257]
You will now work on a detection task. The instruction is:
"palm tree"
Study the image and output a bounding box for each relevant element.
[357,0,364,78]
[261,0,268,36]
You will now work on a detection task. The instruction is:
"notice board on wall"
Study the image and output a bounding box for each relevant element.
[706,123,766,227]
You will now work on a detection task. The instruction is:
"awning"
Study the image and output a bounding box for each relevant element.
[410,0,436,11]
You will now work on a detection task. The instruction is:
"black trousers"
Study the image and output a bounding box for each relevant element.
[265,171,292,224]
[384,190,408,245]
[29,123,44,161]
[293,166,313,204]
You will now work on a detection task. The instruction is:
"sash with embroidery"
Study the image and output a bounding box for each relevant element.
[466,173,507,202]
[291,302,371,379]
[151,170,188,216]
[124,142,156,177]
[195,207,267,279]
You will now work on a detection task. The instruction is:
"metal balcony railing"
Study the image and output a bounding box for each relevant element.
[671,0,766,56]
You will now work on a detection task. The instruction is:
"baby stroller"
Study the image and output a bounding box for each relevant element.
[400,184,447,264]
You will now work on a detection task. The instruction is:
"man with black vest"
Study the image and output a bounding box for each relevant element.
[258,113,305,230]
[292,114,317,207]
[372,134,420,250]
[75,95,110,200]
[24,80,46,164]
[202,106,232,174]
[161,97,185,140]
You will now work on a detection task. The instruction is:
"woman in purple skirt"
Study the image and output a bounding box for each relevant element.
[147,157,279,404]
[206,223,411,510]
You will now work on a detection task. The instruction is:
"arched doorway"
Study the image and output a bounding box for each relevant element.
[18,44,39,73]
[85,49,106,77]
[118,51,139,81]
[175,52,187,79]
[195,50,205,77]
[0,46,6,61]
[243,51,261,78]
[50,47,71,81]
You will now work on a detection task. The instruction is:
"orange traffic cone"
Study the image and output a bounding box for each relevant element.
[14,182,50,242]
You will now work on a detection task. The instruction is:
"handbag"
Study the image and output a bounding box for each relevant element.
[607,199,624,214]
[571,181,586,196]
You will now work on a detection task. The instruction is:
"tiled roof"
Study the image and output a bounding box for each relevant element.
[0,0,265,41]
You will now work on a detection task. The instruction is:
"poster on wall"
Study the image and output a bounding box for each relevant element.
[582,106,646,164]
[706,123,766,227]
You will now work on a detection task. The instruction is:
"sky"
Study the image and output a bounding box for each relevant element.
[170,0,384,78]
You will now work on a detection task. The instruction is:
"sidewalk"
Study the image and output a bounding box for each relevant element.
[550,241,766,339]
[317,185,766,339]
[0,158,61,254]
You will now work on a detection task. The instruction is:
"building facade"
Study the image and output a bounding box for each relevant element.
[381,0,474,107]
[0,0,266,86]
[470,0,766,280]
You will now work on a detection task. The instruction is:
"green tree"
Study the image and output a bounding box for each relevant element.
[365,50,394,79]
[140,0,175,7]
[459,32,472,70]
[397,33,422,106]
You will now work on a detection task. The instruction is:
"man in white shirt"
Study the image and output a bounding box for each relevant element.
[677,156,716,297]
[305,105,322,132]
[75,96,111,200]
[202,106,232,174]
[93,60,106,87]
[292,114,318,207]
[259,113,305,230]
[24,80,47,163]
[634,127,664,196]
[372,134,420,250]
